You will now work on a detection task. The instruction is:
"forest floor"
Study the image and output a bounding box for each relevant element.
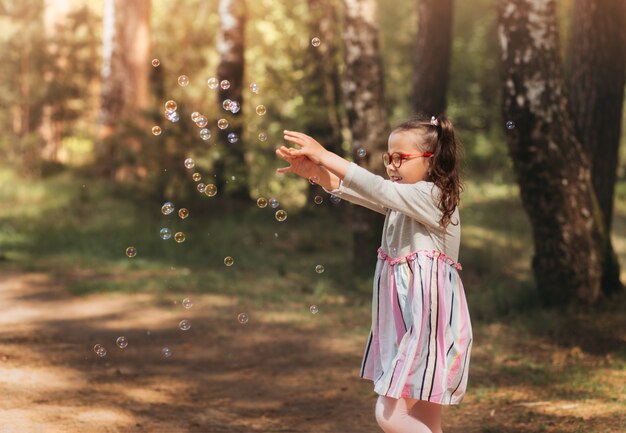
[0,169,625,432]
[0,269,624,433]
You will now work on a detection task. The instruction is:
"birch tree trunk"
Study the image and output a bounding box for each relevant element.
[498,0,608,305]
[342,0,388,273]
[411,0,454,116]
[567,0,625,296]
[214,0,248,199]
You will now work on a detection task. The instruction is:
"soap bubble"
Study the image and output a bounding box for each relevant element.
[191,112,201,122]
[160,227,172,240]
[250,83,259,94]
[178,75,189,86]
[161,202,175,215]
[182,298,193,309]
[192,173,201,181]
[269,198,279,208]
[184,158,195,169]
[166,111,180,123]
[224,256,234,266]
[152,126,162,136]
[222,99,232,110]
[126,246,137,258]
[356,147,367,157]
[315,265,325,274]
[255,105,267,116]
[178,208,189,219]
[178,319,191,331]
[258,132,267,141]
[164,100,177,113]
[227,132,238,143]
[151,58,160,67]
[197,183,206,193]
[310,305,319,314]
[116,336,128,349]
[257,197,268,208]
[207,77,219,89]
[217,118,229,129]
[93,344,107,357]
[238,313,248,324]
[229,100,240,114]
[275,210,287,222]
[314,195,323,205]
[311,37,321,47]
[200,128,211,140]
[220,80,230,90]
[162,347,172,358]
[174,232,185,243]
[205,184,217,197]
[195,115,208,128]
[330,194,341,204]
[506,120,516,130]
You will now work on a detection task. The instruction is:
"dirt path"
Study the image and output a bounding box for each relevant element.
[0,271,622,433]
[0,271,384,432]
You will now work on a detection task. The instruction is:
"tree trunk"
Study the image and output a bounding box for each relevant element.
[411,0,454,117]
[497,0,607,305]
[567,0,625,296]
[40,0,75,163]
[98,0,151,179]
[214,0,248,199]
[306,0,344,202]
[342,0,388,274]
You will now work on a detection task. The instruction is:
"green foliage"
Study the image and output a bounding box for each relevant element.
[0,0,100,173]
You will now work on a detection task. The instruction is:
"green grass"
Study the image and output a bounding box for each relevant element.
[1,165,625,320]
[1,165,625,431]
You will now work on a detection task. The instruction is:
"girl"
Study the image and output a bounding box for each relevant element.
[276,114,472,433]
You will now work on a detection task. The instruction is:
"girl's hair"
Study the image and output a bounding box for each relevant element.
[392,114,464,228]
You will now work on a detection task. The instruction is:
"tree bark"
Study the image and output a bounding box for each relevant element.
[40,0,75,163]
[98,0,151,179]
[412,0,454,117]
[306,0,344,201]
[567,0,625,296]
[497,0,607,305]
[214,0,248,199]
[342,0,388,274]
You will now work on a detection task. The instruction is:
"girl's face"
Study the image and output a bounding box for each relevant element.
[385,130,432,184]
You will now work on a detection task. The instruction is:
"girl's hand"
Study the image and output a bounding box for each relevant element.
[275,146,322,180]
[283,130,327,165]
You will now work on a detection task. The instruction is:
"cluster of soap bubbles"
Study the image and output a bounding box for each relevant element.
[92,335,129,358]
[256,196,288,222]
[164,99,180,124]
[222,99,241,114]
[116,65,327,362]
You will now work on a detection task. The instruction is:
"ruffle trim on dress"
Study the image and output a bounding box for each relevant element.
[377,247,463,270]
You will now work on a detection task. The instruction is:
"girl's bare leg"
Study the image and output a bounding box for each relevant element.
[375,395,442,433]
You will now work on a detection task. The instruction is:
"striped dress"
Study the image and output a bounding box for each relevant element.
[327,162,473,405]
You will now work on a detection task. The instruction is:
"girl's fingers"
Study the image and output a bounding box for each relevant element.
[276,166,292,174]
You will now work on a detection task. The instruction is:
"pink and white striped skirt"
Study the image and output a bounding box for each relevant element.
[360,248,473,405]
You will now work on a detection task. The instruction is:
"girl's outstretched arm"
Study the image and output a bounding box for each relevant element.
[283,130,350,180]
[275,146,340,190]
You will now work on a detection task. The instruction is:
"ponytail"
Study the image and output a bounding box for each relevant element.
[393,114,464,228]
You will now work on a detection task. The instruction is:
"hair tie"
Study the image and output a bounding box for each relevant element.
[430,116,439,127]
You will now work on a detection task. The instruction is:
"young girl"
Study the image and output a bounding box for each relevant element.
[276,114,472,433]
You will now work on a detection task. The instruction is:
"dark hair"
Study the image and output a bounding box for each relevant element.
[392,114,464,228]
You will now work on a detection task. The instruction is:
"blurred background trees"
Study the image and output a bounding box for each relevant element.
[0,0,624,307]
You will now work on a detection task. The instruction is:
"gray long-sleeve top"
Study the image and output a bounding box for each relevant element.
[326,162,461,263]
